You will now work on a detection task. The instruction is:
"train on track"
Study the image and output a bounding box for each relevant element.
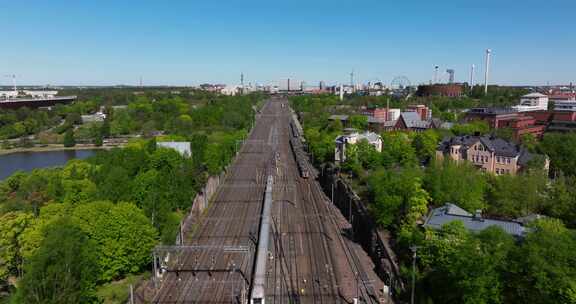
[289,121,300,138]
[289,137,309,178]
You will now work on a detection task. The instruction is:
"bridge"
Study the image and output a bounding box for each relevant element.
[142,98,387,303]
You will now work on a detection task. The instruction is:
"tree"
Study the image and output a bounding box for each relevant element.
[412,130,439,163]
[507,219,576,304]
[486,170,548,217]
[424,159,487,212]
[349,115,368,130]
[0,212,33,285]
[419,223,515,304]
[539,133,576,177]
[96,166,132,202]
[13,219,99,304]
[72,201,158,281]
[100,118,111,138]
[380,133,418,168]
[368,168,429,229]
[543,175,576,228]
[63,128,76,147]
[94,132,103,146]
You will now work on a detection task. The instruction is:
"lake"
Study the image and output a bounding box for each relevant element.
[0,149,98,180]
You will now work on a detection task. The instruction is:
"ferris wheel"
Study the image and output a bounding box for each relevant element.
[390,76,411,90]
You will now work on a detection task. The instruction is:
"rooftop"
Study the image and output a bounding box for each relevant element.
[423,203,527,238]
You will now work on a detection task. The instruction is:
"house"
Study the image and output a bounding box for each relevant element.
[436,135,549,175]
[423,203,527,238]
[512,93,549,112]
[335,131,382,162]
[157,141,192,157]
[395,112,432,132]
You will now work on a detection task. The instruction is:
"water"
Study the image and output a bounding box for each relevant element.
[0,149,98,180]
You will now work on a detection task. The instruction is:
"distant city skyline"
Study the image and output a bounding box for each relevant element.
[0,0,574,86]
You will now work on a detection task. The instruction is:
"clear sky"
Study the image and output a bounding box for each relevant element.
[0,0,574,86]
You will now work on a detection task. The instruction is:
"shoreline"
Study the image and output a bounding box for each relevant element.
[0,144,124,156]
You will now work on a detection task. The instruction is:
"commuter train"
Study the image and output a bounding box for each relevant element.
[290,137,309,178]
[290,121,300,138]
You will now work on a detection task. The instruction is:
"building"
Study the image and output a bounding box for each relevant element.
[157,141,192,157]
[554,100,576,112]
[0,90,59,99]
[464,108,546,140]
[423,203,527,238]
[334,131,382,162]
[512,93,549,112]
[436,135,549,175]
[81,111,106,123]
[362,107,400,121]
[0,96,76,109]
[416,84,464,97]
[406,104,432,121]
[395,112,432,132]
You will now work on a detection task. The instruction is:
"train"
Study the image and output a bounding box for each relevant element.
[289,121,299,138]
[290,137,309,178]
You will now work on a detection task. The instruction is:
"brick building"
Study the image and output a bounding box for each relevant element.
[416,84,464,97]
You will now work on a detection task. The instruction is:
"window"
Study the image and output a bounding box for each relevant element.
[507,158,511,164]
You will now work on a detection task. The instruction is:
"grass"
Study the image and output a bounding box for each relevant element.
[96,272,150,304]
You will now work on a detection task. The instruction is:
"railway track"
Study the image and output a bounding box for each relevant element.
[147,98,385,303]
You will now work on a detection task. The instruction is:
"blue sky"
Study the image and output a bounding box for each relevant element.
[0,0,574,86]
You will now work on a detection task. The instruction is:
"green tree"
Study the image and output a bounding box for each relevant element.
[424,160,487,212]
[72,201,158,281]
[486,170,548,217]
[420,223,515,304]
[412,130,439,163]
[13,219,99,304]
[0,212,33,284]
[539,133,576,177]
[380,133,418,168]
[349,115,368,130]
[507,219,576,304]
[543,175,576,228]
[368,168,429,229]
[63,128,76,147]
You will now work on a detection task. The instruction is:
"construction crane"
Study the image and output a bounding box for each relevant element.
[4,74,17,92]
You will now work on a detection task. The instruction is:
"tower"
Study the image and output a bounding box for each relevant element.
[350,70,355,92]
[446,69,455,84]
[434,66,439,84]
[484,49,492,95]
[470,64,475,88]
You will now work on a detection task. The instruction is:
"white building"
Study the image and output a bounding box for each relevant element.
[334,131,382,162]
[158,141,192,157]
[513,93,549,112]
[555,100,576,112]
[81,111,107,123]
[0,90,58,99]
[221,85,238,96]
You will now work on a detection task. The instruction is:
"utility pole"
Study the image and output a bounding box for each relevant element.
[410,246,421,304]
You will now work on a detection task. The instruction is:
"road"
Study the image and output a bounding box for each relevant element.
[149,98,385,303]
